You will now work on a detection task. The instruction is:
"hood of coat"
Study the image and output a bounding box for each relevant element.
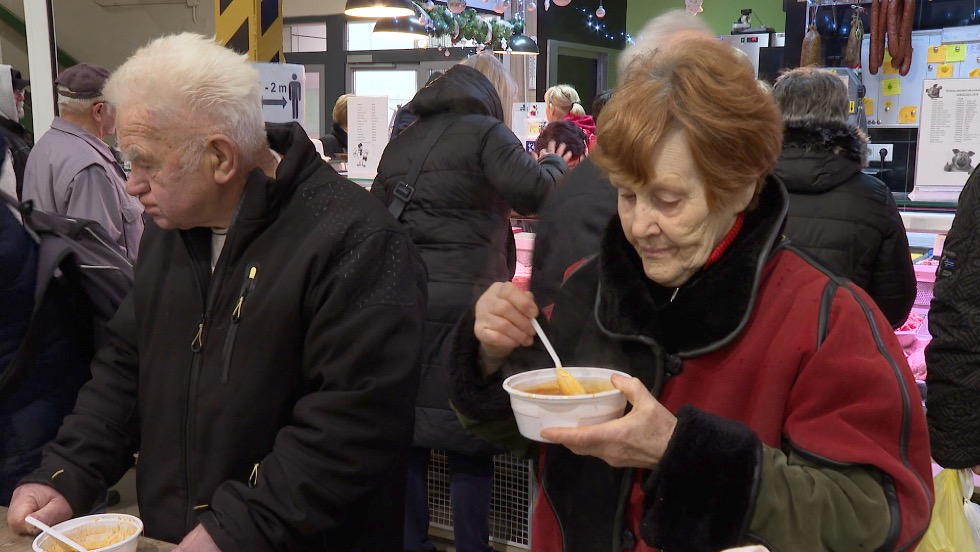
[409,65,504,122]
[0,65,17,122]
[563,113,596,137]
[773,121,869,194]
[594,176,789,356]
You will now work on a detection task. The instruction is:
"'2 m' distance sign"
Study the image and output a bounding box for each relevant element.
[252,62,306,124]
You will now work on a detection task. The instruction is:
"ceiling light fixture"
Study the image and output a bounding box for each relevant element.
[345,0,415,18]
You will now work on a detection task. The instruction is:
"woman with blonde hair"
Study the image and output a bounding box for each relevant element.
[373,52,569,552]
[544,84,596,148]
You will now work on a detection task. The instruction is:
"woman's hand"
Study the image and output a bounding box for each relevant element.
[531,139,574,164]
[540,374,678,469]
[474,282,538,376]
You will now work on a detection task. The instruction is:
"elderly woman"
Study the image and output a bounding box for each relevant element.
[450,40,932,552]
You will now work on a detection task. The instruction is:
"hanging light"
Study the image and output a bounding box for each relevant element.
[508,33,539,55]
[345,0,415,18]
[373,16,429,38]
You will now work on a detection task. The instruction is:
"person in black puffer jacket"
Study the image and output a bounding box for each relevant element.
[772,67,915,329]
[372,55,567,552]
[926,166,980,470]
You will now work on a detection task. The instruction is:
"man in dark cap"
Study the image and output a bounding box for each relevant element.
[0,64,34,198]
[23,62,143,262]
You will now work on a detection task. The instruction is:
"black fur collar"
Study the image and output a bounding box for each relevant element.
[782,121,869,164]
[595,177,788,355]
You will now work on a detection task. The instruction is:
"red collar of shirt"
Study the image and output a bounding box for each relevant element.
[703,212,744,269]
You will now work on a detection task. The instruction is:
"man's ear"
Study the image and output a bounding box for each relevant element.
[206,134,238,185]
[92,102,107,123]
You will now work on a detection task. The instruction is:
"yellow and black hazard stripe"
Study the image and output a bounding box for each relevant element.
[216,0,283,63]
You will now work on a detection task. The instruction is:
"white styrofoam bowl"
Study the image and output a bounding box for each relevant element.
[503,367,630,443]
[33,513,143,552]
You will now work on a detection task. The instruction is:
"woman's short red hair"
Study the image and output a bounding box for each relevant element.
[593,39,782,212]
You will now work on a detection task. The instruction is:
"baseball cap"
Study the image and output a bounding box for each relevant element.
[55,63,111,99]
[10,68,29,90]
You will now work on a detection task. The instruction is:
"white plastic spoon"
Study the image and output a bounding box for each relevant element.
[530,318,562,368]
[530,318,586,395]
[26,515,90,552]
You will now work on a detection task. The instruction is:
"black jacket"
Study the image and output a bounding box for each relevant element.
[774,121,915,328]
[389,102,419,140]
[529,157,617,308]
[926,166,980,468]
[319,122,347,156]
[371,65,565,454]
[25,123,427,550]
[0,117,32,198]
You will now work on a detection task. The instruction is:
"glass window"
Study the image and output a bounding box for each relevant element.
[347,21,418,51]
[351,69,418,130]
[284,23,327,53]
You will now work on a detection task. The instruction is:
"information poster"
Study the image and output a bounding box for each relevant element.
[252,62,306,125]
[512,102,546,153]
[347,95,390,180]
[910,78,980,202]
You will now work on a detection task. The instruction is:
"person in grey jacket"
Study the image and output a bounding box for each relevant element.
[772,67,915,328]
[22,63,144,262]
[372,54,567,552]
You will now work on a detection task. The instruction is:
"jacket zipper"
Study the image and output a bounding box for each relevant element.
[221,264,258,383]
[182,231,228,531]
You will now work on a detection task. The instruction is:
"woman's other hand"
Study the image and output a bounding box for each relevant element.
[540,374,678,469]
[474,282,538,376]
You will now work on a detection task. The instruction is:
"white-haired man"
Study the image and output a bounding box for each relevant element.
[6,33,427,552]
[23,63,144,261]
[616,9,713,74]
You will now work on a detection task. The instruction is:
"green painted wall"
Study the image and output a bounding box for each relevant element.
[625,0,785,36]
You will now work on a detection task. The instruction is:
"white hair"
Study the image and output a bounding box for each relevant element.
[57,87,102,116]
[617,9,713,75]
[104,33,267,167]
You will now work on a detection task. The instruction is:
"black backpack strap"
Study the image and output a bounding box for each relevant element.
[387,114,454,220]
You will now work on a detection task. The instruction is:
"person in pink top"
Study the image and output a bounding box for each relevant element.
[544,84,596,148]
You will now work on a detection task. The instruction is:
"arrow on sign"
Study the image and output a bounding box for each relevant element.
[263,96,287,108]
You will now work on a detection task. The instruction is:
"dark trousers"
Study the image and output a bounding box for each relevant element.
[403,447,495,552]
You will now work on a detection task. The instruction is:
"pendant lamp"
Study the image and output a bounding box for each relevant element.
[373,16,429,39]
[345,0,415,18]
[508,33,539,55]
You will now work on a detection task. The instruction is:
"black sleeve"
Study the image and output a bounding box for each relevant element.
[21,292,141,515]
[926,166,980,467]
[867,189,916,328]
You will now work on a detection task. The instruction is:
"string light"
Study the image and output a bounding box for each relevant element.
[559,4,632,45]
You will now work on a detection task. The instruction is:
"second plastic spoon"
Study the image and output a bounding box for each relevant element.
[26,516,89,552]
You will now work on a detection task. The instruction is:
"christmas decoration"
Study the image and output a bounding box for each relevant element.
[526,0,535,11]
[418,3,520,50]
[596,0,605,18]
[553,0,571,6]
[685,0,703,15]
[447,0,466,14]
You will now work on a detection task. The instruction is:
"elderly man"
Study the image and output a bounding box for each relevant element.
[22,63,143,262]
[0,65,32,198]
[6,33,427,552]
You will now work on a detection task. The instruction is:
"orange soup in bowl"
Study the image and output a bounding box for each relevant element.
[519,378,615,396]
